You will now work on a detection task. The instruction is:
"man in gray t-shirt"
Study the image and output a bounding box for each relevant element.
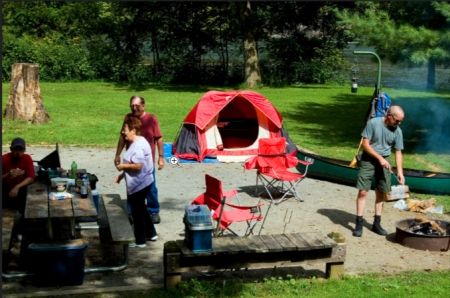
[353,105,405,237]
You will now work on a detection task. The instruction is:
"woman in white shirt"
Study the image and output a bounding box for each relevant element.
[116,115,157,248]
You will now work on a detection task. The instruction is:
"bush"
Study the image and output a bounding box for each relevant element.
[307,47,347,84]
[2,32,37,80]
[2,32,96,81]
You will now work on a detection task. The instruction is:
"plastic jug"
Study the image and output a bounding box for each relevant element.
[70,161,77,179]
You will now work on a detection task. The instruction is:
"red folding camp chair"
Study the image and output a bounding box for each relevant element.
[244,137,312,205]
[191,174,263,236]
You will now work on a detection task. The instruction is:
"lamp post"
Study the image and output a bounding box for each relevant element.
[353,50,382,94]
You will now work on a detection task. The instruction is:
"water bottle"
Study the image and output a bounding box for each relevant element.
[80,174,88,198]
[70,161,77,179]
[91,189,100,212]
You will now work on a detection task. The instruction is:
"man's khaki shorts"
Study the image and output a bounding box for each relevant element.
[356,157,391,193]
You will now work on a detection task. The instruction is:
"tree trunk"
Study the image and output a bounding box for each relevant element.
[243,33,261,88]
[4,63,49,123]
[241,0,261,88]
[426,58,436,90]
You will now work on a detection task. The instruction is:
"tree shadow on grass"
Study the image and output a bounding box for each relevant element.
[282,92,374,148]
[282,88,450,154]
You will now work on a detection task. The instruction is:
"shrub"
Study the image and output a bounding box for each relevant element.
[2,32,96,81]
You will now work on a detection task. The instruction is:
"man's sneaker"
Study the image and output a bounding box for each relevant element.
[129,242,146,248]
[150,235,158,241]
[151,213,161,224]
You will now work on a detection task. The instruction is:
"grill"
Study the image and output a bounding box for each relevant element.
[395,218,450,251]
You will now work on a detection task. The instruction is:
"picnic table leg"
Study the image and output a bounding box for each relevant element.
[47,218,54,240]
[325,242,346,279]
[164,241,182,288]
[69,217,76,239]
[326,262,345,279]
[165,271,182,289]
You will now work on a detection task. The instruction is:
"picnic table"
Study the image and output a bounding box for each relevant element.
[24,182,98,240]
[2,180,134,285]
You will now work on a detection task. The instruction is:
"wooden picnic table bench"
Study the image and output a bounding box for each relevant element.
[164,232,346,288]
[90,193,134,272]
[2,209,19,258]
[98,193,134,244]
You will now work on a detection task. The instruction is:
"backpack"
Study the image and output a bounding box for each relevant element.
[371,92,391,118]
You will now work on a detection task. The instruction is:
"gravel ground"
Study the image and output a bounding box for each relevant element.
[2,145,450,297]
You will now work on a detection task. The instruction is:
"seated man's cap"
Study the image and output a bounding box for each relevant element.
[11,137,26,150]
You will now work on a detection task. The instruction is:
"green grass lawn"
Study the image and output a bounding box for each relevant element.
[3,82,450,170]
[79,270,450,298]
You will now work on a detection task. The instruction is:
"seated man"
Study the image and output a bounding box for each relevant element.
[2,137,35,215]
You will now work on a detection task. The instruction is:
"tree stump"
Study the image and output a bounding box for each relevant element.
[3,63,49,123]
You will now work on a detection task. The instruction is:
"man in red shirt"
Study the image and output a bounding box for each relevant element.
[2,137,36,215]
[115,95,165,224]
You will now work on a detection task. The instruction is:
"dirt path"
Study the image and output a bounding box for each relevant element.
[2,146,449,296]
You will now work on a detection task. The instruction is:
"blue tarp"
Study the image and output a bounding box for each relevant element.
[163,143,218,164]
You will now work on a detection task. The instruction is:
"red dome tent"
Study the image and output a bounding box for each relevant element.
[173,90,296,162]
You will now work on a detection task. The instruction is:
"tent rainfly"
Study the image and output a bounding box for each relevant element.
[173,90,296,162]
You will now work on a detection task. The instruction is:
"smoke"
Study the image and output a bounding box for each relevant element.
[397,98,450,153]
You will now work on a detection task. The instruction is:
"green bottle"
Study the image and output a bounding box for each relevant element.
[70,161,77,179]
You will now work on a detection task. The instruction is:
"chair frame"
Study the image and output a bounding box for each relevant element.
[255,160,310,205]
[245,137,312,205]
[192,174,263,237]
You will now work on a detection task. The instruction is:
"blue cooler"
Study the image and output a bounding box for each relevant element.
[184,205,213,252]
[27,239,87,286]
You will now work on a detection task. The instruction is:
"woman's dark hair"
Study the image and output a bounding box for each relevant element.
[124,113,142,135]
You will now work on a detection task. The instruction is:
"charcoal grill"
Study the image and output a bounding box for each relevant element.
[395,219,450,251]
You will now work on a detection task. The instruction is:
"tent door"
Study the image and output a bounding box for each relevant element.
[217,98,259,149]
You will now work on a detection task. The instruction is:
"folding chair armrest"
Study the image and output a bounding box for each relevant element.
[295,158,311,177]
[285,155,300,168]
[225,201,263,210]
[243,156,258,170]
[223,189,238,199]
[297,159,312,166]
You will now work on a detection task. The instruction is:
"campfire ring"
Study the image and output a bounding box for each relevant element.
[395,219,450,251]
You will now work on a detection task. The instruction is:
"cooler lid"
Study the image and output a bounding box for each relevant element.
[185,204,213,227]
[28,239,87,251]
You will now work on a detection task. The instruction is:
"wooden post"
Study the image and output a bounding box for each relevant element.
[164,241,182,288]
[3,63,49,123]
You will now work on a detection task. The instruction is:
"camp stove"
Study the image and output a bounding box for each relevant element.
[395,218,450,251]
